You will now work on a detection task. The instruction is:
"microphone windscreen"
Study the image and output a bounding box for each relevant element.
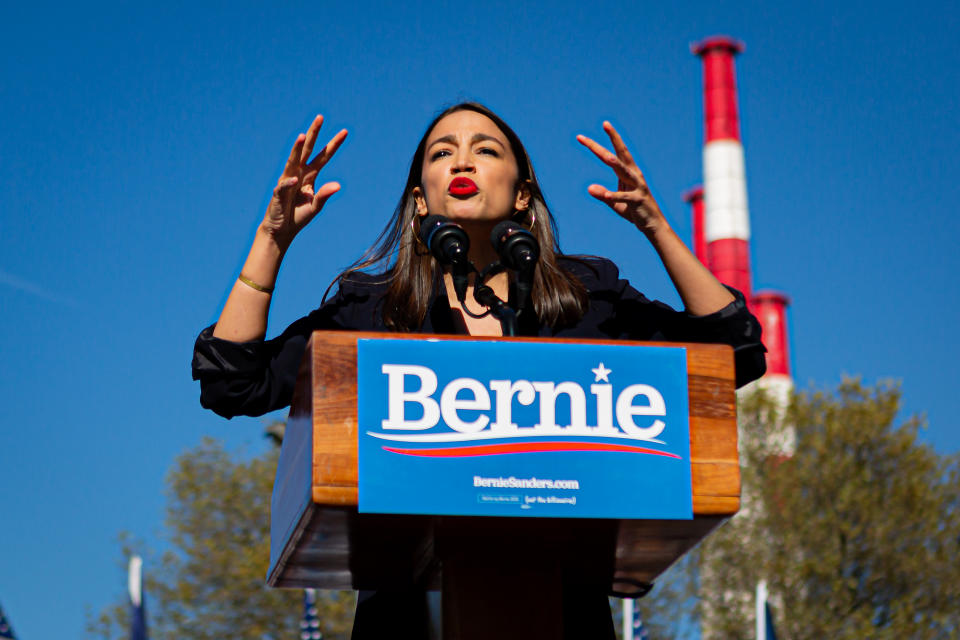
[419,215,449,249]
[420,214,470,265]
[490,220,521,249]
[491,220,538,270]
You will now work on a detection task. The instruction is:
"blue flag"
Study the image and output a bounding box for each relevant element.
[0,603,18,640]
[300,589,323,640]
[756,580,779,640]
[631,600,650,640]
[128,556,148,640]
[764,601,779,640]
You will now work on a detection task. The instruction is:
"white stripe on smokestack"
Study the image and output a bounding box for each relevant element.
[703,141,750,242]
[693,36,752,299]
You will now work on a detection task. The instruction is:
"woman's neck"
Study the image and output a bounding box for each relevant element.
[459,220,501,271]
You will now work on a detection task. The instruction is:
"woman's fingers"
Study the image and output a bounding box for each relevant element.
[586,184,632,219]
[586,184,647,214]
[577,134,634,184]
[283,116,345,182]
[312,181,341,211]
[265,117,347,236]
[300,115,325,165]
[578,123,648,187]
[576,134,623,169]
[587,184,645,203]
[266,176,299,222]
[587,183,658,227]
[307,128,349,172]
[272,176,299,198]
[602,121,639,170]
[282,134,307,177]
[295,181,341,227]
[580,121,664,233]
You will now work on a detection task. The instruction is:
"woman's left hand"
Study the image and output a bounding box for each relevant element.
[577,122,666,236]
[579,121,735,315]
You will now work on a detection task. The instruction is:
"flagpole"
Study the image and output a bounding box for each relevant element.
[756,580,767,640]
[128,556,142,607]
[623,598,634,640]
[128,556,148,640]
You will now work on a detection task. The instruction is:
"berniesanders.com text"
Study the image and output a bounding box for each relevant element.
[473,475,579,490]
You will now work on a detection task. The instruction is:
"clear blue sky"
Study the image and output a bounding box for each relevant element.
[2,1,957,637]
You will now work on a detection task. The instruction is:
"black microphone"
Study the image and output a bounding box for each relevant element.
[490,220,539,311]
[419,215,471,303]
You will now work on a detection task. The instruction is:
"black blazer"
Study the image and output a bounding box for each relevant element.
[193,257,766,419]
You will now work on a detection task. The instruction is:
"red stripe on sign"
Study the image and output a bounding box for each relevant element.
[382,441,683,458]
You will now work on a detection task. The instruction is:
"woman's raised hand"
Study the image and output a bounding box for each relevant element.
[262,115,348,249]
[577,122,666,236]
[212,116,347,342]
[578,120,735,315]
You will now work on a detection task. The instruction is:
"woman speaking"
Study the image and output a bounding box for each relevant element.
[192,103,766,636]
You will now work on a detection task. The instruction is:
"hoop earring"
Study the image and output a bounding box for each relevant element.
[512,209,536,231]
[411,215,431,256]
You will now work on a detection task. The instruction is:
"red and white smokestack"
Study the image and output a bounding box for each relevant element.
[692,36,752,300]
[683,185,707,266]
[752,291,791,379]
[752,290,794,453]
[754,289,794,410]
[693,36,794,455]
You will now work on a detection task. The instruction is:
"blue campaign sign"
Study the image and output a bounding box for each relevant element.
[357,339,692,519]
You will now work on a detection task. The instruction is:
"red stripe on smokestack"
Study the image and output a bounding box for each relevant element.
[707,238,751,298]
[692,36,745,142]
[683,186,707,265]
[752,291,791,376]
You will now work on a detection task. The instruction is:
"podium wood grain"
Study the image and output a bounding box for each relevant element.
[268,331,740,592]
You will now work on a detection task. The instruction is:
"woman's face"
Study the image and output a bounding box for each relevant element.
[414,110,529,227]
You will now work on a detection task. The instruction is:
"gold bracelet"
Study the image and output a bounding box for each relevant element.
[238,273,274,294]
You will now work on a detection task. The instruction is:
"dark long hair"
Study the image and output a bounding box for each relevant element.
[340,102,588,331]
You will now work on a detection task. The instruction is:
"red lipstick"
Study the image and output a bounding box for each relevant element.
[448,177,478,196]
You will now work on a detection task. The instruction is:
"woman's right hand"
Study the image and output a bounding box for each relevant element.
[262,115,348,250]
[211,116,347,342]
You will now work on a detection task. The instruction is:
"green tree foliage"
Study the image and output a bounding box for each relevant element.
[87,437,355,640]
[700,379,960,639]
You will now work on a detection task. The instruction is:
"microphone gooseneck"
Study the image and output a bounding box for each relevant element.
[418,215,471,303]
[473,283,518,336]
[490,220,539,312]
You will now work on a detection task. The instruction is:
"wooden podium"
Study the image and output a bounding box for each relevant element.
[267,331,740,638]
